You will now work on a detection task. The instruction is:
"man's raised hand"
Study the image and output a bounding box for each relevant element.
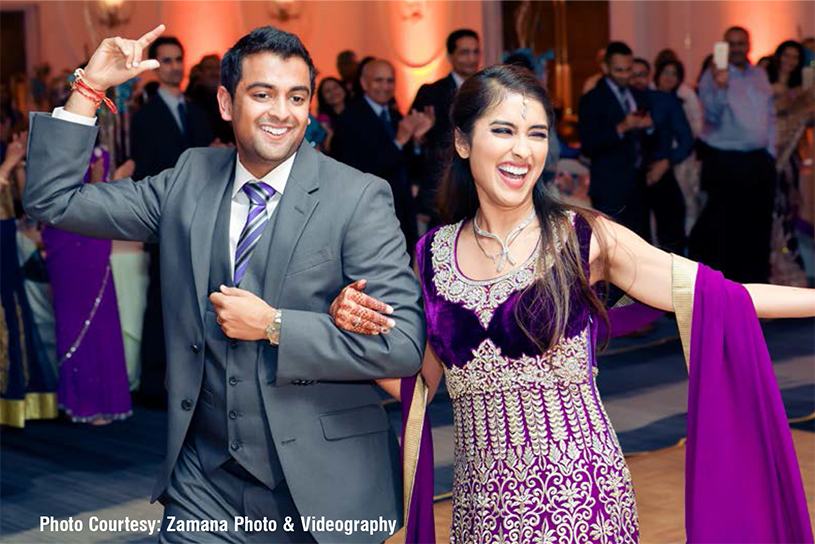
[82,24,166,91]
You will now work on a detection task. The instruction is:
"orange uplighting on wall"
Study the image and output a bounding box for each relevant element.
[160,1,243,81]
[721,1,808,60]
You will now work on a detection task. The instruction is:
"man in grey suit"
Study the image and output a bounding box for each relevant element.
[24,24,424,543]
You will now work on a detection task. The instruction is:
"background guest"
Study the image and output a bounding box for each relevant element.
[579,41,653,237]
[0,131,59,428]
[130,36,214,408]
[315,76,349,154]
[335,49,359,98]
[333,59,432,260]
[411,28,481,228]
[767,39,813,286]
[41,146,131,425]
[654,58,705,233]
[691,26,777,283]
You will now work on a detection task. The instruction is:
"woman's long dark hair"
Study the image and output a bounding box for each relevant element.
[316,77,348,120]
[767,40,805,88]
[438,64,608,351]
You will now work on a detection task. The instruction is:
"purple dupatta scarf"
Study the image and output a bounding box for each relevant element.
[676,256,812,543]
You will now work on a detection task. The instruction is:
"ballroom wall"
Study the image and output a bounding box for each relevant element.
[3,0,814,113]
[2,0,485,110]
[611,0,815,84]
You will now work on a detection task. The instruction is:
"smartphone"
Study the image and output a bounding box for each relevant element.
[713,41,729,71]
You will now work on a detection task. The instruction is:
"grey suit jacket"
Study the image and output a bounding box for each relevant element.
[24,113,425,543]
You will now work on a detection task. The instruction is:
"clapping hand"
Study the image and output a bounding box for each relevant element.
[412,106,436,144]
[0,131,27,187]
[329,279,395,335]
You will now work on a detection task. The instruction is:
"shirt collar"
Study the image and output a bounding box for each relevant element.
[451,71,465,88]
[157,87,183,108]
[363,94,387,117]
[604,77,626,95]
[232,152,296,199]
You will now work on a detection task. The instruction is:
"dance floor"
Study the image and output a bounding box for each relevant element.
[1,318,813,543]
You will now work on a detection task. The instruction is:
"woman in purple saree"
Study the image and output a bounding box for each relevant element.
[331,65,814,543]
[42,146,131,424]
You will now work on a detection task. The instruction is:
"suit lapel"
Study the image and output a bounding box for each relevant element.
[190,149,237,323]
[262,141,320,307]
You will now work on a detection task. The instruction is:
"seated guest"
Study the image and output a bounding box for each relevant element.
[333,59,432,259]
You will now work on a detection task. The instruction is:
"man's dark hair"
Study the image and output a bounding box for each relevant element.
[654,59,686,91]
[221,26,316,98]
[446,29,479,55]
[148,36,184,60]
[725,26,750,39]
[604,41,633,64]
[633,57,651,72]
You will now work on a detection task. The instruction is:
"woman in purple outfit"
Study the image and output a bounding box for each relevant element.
[330,65,815,543]
[42,146,131,424]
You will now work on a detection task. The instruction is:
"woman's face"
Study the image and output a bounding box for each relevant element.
[779,46,800,75]
[457,90,549,211]
[320,80,346,109]
[657,64,679,93]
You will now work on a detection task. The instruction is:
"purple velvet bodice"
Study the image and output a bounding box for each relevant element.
[417,212,594,370]
[417,212,639,543]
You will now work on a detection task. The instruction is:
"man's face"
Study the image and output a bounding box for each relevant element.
[606,53,633,89]
[450,36,480,78]
[337,53,358,83]
[726,29,750,67]
[217,52,311,175]
[630,61,651,91]
[360,61,395,106]
[200,56,221,90]
[155,44,184,88]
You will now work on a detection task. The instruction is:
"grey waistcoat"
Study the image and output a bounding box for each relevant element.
[189,178,284,489]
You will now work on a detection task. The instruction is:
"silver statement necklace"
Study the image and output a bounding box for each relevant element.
[472,208,536,272]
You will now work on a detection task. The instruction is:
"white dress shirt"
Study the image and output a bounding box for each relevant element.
[51,106,296,272]
[156,87,186,133]
[451,71,465,89]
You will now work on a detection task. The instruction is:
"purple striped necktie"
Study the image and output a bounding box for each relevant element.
[234,181,276,285]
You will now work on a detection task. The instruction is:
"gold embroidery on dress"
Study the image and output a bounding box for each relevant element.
[431,212,575,329]
[444,326,638,544]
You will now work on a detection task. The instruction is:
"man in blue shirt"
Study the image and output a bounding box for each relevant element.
[691,26,776,283]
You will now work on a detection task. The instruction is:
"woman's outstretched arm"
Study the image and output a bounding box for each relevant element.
[589,215,815,318]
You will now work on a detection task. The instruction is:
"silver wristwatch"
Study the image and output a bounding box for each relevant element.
[265,309,282,346]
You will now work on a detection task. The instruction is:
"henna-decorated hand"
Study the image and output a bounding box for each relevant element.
[329,279,396,335]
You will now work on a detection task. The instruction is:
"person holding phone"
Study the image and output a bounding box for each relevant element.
[691,26,777,284]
